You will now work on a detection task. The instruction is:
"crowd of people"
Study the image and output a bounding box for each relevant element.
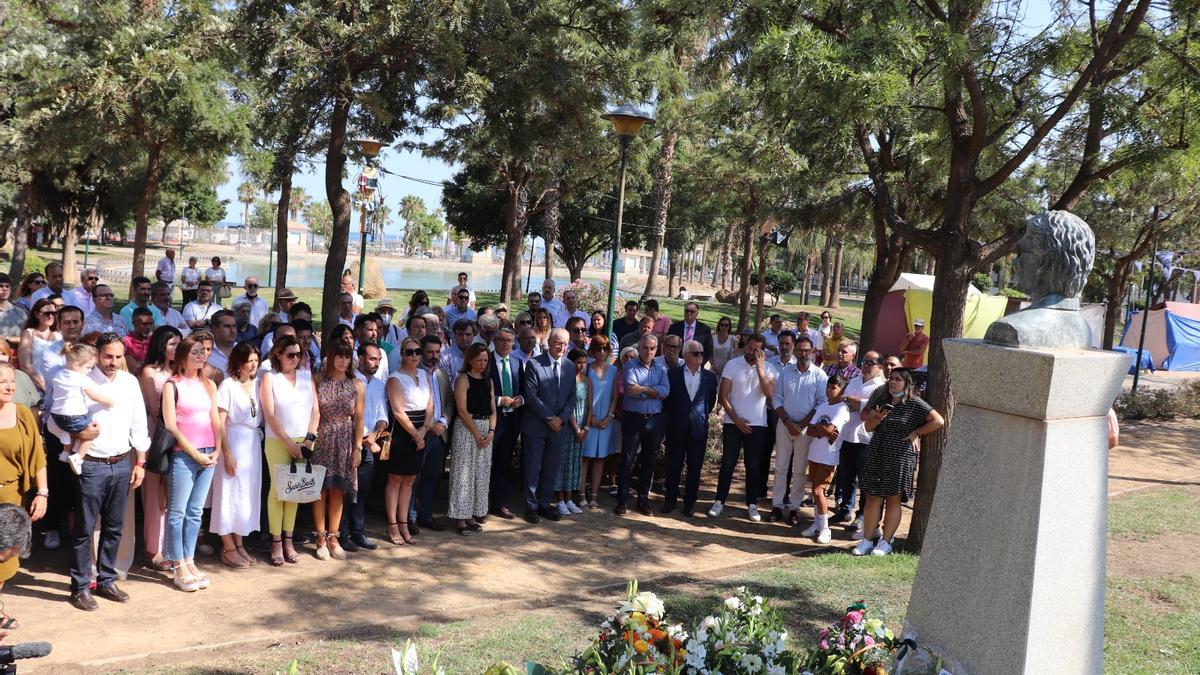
[0,260,945,617]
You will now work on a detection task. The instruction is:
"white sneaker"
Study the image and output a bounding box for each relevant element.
[852,539,875,556]
[707,501,724,518]
[44,530,61,550]
[556,501,571,516]
[871,538,894,556]
[816,528,832,544]
[800,520,819,537]
[566,500,584,514]
[747,504,761,522]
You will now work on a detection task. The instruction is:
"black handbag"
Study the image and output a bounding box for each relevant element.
[145,383,179,474]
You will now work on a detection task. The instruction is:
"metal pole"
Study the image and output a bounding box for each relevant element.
[605,137,632,332]
[358,204,368,289]
[1131,240,1156,394]
[83,228,90,268]
[267,230,275,286]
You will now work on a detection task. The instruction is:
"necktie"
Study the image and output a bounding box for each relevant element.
[501,357,512,397]
[685,323,693,342]
[552,360,559,382]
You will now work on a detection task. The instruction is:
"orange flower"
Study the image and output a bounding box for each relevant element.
[633,639,649,654]
[650,628,667,641]
[623,630,636,643]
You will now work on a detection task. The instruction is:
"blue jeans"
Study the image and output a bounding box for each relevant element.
[166,448,215,561]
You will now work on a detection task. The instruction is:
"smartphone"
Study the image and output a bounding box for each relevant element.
[879,403,895,412]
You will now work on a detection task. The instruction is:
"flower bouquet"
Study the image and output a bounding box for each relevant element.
[800,604,898,675]
[573,580,688,673]
[684,586,801,675]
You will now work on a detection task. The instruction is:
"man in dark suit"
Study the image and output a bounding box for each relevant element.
[668,302,713,363]
[520,328,577,523]
[663,340,718,516]
[488,327,525,518]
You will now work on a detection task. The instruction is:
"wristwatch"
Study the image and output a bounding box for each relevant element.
[305,432,318,442]
[36,489,49,498]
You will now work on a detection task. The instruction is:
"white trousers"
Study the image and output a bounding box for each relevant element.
[773,420,812,509]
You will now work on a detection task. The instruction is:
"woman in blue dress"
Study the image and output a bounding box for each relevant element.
[580,336,618,509]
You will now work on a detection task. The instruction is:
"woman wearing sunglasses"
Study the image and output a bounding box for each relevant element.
[212,343,263,569]
[18,298,61,391]
[710,316,736,376]
[14,274,45,310]
[259,335,320,567]
[384,337,432,545]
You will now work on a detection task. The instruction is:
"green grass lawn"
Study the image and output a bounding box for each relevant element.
[133,486,1199,673]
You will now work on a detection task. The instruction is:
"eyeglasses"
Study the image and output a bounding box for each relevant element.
[458,295,470,300]
[31,279,45,286]
[862,360,879,366]
[246,284,258,289]
[283,351,302,359]
[685,309,698,314]
[249,398,257,418]
[85,276,99,282]
[570,327,586,333]
[40,310,57,316]
[402,348,421,357]
[518,320,532,326]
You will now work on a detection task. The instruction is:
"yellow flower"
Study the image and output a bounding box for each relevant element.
[634,639,649,654]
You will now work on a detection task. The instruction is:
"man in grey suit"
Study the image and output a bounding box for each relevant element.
[520,328,577,523]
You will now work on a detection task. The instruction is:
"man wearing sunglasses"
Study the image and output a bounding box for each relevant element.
[488,327,525,519]
[84,285,126,339]
[119,276,163,332]
[667,302,713,364]
[663,340,717,516]
[236,277,270,327]
[63,267,100,316]
[833,350,885,534]
[444,289,477,330]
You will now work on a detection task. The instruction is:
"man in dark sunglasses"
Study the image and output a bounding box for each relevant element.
[63,267,100,315]
[663,340,717,516]
[667,302,712,364]
[832,350,886,533]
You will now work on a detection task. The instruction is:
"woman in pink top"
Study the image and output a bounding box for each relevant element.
[161,334,222,593]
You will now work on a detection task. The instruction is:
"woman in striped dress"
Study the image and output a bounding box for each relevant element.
[555,349,591,515]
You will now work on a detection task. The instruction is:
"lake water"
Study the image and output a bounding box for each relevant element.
[221,257,608,293]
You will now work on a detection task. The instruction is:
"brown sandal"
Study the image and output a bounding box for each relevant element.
[269,538,285,567]
[220,548,250,569]
[386,522,404,546]
[281,534,301,563]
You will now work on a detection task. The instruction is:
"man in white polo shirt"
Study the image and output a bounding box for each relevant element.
[710,333,775,522]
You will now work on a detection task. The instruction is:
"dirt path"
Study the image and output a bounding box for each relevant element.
[7,417,1196,672]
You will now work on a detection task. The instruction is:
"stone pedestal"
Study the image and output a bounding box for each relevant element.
[903,339,1128,674]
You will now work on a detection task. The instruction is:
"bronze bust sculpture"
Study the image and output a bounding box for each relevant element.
[984,210,1095,349]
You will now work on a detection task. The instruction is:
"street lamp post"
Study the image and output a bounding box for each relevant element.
[352,137,384,290]
[600,105,654,333]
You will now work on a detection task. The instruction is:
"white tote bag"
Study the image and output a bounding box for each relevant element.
[272,459,326,504]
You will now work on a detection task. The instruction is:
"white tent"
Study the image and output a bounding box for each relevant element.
[888,273,983,296]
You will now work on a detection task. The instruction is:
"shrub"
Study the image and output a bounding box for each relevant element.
[1115,385,1200,421]
[971,272,992,292]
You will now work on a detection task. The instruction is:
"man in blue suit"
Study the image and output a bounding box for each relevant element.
[663,340,718,516]
[520,328,577,523]
[488,327,525,519]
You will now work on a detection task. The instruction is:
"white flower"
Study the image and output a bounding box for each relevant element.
[735,586,747,594]
[779,631,788,642]
[724,596,743,611]
[621,591,666,619]
[615,653,630,671]
[685,644,708,669]
[753,595,764,605]
[739,654,763,672]
[702,616,721,629]
[766,665,786,675]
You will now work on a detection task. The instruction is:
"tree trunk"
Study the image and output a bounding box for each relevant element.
[499,171,530,302]
[565,254,585,284]
[667,253,677,299]
[818,234,832,306]
[275,171,292,292]
[736,219,755,330]
[719,222,736,290]
[800,251,813,305]
[322,91,353,339]
[754,231,768,330]
[132,141,164,279]
[907,244,973,554]
[829,237,844,309]
[1102,267,1132,350]
[643,130,678,299]
[8,184,31,282]
[61,210,79,285]
[858,237,912,357]
[542,178,560,280]
[698,239,709,288]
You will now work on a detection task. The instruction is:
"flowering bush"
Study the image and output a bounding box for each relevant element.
[685,587,801,675]
[574,581,689,673]
[568,279,610,318]
[799,603,898,675]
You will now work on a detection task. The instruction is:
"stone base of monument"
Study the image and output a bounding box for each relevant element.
[902,339,1129,674]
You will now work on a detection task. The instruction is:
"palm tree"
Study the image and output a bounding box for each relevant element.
[288,186,310,222]
[237,181,257,227]
[373,204,392,254]
[399,195,426,255]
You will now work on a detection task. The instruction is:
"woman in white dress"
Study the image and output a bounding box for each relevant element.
[18,299,61,391]
[213,343,263,568]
